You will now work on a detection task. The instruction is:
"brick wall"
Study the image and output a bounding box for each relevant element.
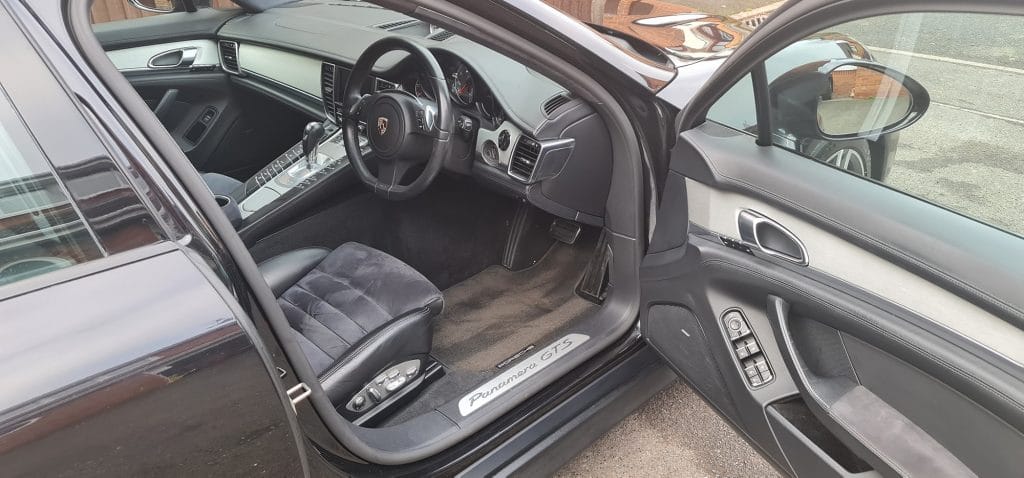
[90,0,237,24]
[831,69,909,99]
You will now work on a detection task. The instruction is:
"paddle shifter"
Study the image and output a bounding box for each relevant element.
[302,121,325,168]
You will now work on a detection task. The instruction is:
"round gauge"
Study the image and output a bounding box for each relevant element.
[414,77,434,100]
[449,63,475,105]
[482,140,499,165]
[479,93,502,123]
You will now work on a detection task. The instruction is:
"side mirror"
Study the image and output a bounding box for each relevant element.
[816,61,929,139]
[127,0,181,13]
[769,59,929,141]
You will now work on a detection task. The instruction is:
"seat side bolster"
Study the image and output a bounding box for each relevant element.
[318,300,440,404]
[258,247,331,297]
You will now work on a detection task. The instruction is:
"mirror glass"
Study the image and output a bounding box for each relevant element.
[128,0,177,13]
[818,66,913,136]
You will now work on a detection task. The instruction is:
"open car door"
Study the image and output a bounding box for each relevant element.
[641,1,1024,476]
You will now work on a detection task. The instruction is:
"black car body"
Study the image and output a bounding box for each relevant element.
[1,0,1023,477]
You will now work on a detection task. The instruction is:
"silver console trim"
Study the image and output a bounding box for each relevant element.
[475,120,523,169]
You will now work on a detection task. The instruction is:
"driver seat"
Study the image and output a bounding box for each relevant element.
[258,242,443,405]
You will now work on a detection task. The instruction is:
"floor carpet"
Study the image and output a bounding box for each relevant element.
[380,240,599,426]
[431,241,597,373]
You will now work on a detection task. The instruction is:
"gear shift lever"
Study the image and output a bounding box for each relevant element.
[302,121,325,168]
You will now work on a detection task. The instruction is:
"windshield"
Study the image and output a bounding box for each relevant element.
[543,0,754,66]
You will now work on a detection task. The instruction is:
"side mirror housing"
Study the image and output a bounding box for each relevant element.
[815,60,929,140]
[770,59,929,141]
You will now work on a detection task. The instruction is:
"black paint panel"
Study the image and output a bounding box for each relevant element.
[0,249,303,476]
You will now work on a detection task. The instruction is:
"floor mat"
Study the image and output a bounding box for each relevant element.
[431,241,598,373]
[380,241,599,426]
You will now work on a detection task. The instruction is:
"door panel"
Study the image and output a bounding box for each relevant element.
[97,12,309,179]
[122,68,245,174]
[642,122,1024,477]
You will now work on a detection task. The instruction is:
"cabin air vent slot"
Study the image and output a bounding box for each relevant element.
[375,19,419,30]
[429,30,456,41]
[508,136,542,182]
[542,94,572,116]
[219,40,239,75]
[321,62,337,121]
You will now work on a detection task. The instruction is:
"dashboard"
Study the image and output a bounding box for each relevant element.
[215,1,613,226]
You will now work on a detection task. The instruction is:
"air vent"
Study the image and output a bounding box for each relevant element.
[219,40,239,75]
[429,30,456,41]
[509,136,541,182]
[375,19,419,30]
[321,62,337,121]
[543,94,572,116]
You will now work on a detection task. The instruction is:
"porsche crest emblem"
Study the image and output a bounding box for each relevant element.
[376,117,389,136]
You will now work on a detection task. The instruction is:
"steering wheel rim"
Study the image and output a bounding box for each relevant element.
[340,36,453,200]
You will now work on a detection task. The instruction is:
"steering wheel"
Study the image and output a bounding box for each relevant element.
[340,37,453,200]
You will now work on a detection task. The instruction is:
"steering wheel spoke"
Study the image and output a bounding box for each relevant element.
[342,94,374,122]
[375,158,415,190]
[411,101,451,139]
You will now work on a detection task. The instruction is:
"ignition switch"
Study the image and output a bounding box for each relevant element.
[455,115,476,140]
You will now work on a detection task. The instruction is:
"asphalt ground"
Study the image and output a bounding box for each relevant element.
[559,6,1023,478]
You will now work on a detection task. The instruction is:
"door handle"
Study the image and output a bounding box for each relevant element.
[147,47,199,69]
[737,209,808,265]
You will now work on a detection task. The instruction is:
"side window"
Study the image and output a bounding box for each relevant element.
[708,12,1024,237]
[0,89,103,285]
[0,10,168,289]
[90,0,237,24]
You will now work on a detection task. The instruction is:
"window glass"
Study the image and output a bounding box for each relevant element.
[90,0,237,24]
[0,89,104,286]
[708,12,1024,237]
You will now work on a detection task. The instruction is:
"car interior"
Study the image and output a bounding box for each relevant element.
[45,0,1024,474]
[91,0,639,460]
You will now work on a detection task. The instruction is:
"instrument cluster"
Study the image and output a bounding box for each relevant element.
[403,55,503,125]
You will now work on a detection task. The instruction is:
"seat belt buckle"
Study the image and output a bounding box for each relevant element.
[287,382,312,413]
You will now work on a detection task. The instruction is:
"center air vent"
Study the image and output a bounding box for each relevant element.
[543,94,572,116]
[321,62,338,121]
[219,40,239,75]
[509,136,541,182]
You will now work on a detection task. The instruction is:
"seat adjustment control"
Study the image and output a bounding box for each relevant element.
[346,359,421,413]
[721,309,774,388]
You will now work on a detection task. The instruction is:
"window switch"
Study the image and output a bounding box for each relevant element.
[736,344,752,359]
[747,341,761,355]
[724,309,774,388]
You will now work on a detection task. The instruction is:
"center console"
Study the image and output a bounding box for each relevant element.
[229,120,370,243]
